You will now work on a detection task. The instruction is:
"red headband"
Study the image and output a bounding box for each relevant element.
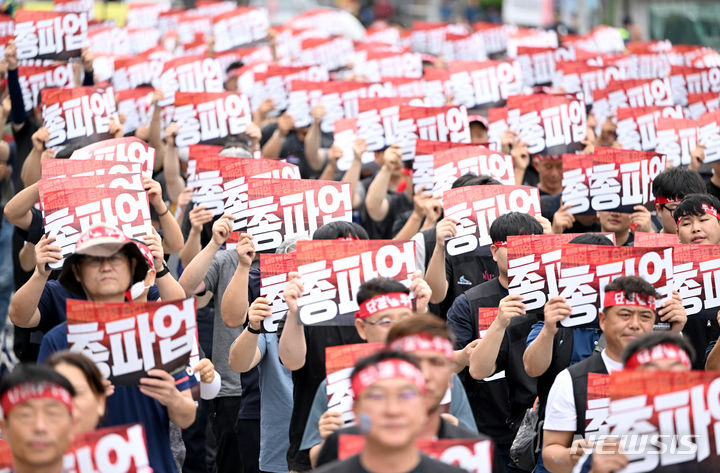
[350,359,426,399]
[654,196,680,206]
[356,293,413,319]
[624,343,691,370]
[1,382,73,418]
[533,154,562,162]
[602,290,656,311]
[389,333,454,361]
[676,203,720,227]
[493,241,507,247]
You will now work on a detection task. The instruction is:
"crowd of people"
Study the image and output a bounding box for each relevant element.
[0,4,720,473]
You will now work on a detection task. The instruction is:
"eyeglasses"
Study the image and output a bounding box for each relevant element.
[361,312,412,327]
[80,253,129,268]
[361,388,421,404]
[662,204,679,213]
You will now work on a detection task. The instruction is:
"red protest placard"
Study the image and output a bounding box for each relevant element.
[507,234,614,311]
[326,342,384,423]
[158,55,224,107]
[634,232,680,248]
[584,372,610,439]
[553,61,625,105]
[41,86,117,150]
[515,94,587,157]
[604,370,720,471]
[558,244,673,327]
[478,308,498,339]
[249,64,329,117]
[688,91,720,119]
[173,91,251,147]
[591,78,673,130]
[397,104,471,161]
[356,97,418,153]
[66,298,196,385]
[0,424,151,473]
[113,56,162,91]
[338,435,494,472]
[656,117,700,167]
[237,179,352,252]
[39,172,144,195]
[669,65,720,107]
[259,253,297,333]
[443,32,486,62]
[42,158,143,180]
[40,186,152,267]
[297,36,354,71]
[17,64,74,112]
[616,105,686,151]
[14,10,87,61]
[70,137,155,179]
[699,110,720,164]
[672,245,720,317]
[212,7,269,52]
[125,2,169,28]
[443,185,541,256]
[448,59,523,109]
[430,146,515,197]
[0,14,13,38]
[295,239,416,326]
[411,139,479,193]
[116,88,154,135]
[353,50,423,82]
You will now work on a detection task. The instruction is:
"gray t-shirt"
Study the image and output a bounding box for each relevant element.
[204,250,243,398]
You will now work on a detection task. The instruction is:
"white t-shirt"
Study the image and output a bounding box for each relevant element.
[543,350,623,432]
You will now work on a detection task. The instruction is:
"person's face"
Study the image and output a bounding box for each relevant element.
[353,377,427,450]
[74,251,134,300]
[490,245,507,277]
[1,398,73,469]
[598,211,630,234]
[599,305,655,352]
[536,159,563,194]
[355,309,413,343]
[677,213,720,245]
[410,350,453,411]
[655,202,679,234]
[53,363,105,435]
[469,123,488,143]
[224,76,238,92]
[636,358,690,372]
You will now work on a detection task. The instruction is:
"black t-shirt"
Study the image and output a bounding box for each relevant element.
[316,418,483,468]
[259,122,331,180]
[313,454,468,473]
[358,176,413,240]
[440,246,498,319]
[707,180,720,202]
[277,320,364,472]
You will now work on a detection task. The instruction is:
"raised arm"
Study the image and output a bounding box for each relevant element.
[523,297,570,377]
[178,215,232,296]
[162,123,186,205]
[342,138,366,210]
[4,182,38,230]
[20,128,50,187]
[144,177,183,254]
[425,217,456,304]
[278,272,307,371]
[261,113,293,158]
[365,144,401,222]
[178,205,214,267]
[228,297,268,373]
[304,104,327,173]
[144,230,186,301]
[220,233,255,328]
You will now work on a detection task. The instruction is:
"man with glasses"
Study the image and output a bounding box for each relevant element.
[651,166,707,235]
[294,277,476,466]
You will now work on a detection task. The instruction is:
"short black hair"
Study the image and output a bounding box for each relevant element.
[604,276,660,304]
[54,142,84,159]
[451,174,501,189]
[226,61,244,75]
[356,278,410,305]
[489,212,544,243]
[621,331,696,366]
[351,350,420,381]
[313,221,369,240]
[0,363,76,412]
[569,233,614,246]
[45,351,106,398]
[673,193,720,224]
[651,167,706,201]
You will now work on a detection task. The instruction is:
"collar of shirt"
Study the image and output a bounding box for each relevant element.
[600,349,624,373]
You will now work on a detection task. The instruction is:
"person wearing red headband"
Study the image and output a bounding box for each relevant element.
[542,276,686,473]
[651,167,707,234]
[674,193,720,245]
[312,351,467,473]
[0,363,75,473]
[533,154,563,197]
[313,314,485,468]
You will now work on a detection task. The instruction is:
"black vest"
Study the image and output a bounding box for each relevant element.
[536,327,574,420]
[568,352,608,436]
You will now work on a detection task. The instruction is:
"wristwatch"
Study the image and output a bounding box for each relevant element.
[156,264,170,278]
[246,325,262,334]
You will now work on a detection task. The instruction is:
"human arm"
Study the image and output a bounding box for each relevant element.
[178,215,232,295]
[365,144,401,222]
[552,204,576,234]
[144,230,186,300]
[228,297,267,373]
[21,128,50,187]
[18,243,35,272]
[3,182,38,230]
[342,138,366,209]
[309,410,343,467]
[278,273,307,371]
[425,217,456,304]
[318,144,341,181]
[220,233,255,328]
[542,430,586,473]
[8,235,61,328]
[5,40,27,131]
[304,103,327,173]
[657,290,686,333]
[261,113,293,158]
[144,177,183,254]
[138,369,196,428]
[630,205,653,234]
[468,294,526,379]
[511,137,530,186]
[393,188,431,240]
[178,205,215,267]
[149,90,164,172]
[523,297,570,377]
[162,123,186,204]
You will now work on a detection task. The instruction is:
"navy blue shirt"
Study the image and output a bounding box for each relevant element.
[38,321,188,473]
